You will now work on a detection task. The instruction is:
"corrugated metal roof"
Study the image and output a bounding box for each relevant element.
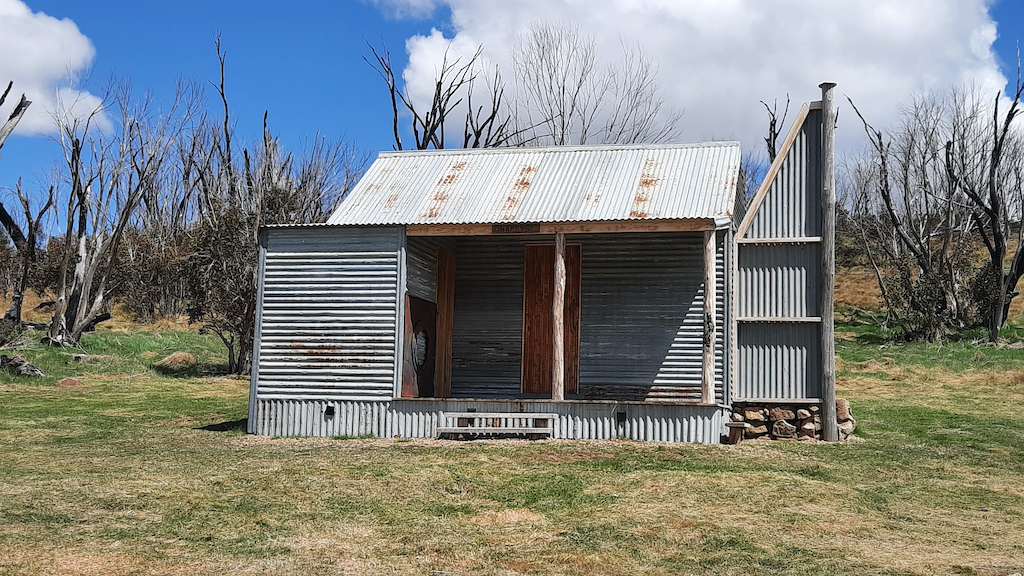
[327,142,741,226]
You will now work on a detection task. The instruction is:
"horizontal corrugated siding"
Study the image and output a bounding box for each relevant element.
[449,236,526,398]
[254,226,402,402]
[448,233,725,403]
[406,236,438,302]
[738,243,821,317]
[251,399,728,443]
[327,143,741,226]
[737,323,821,399]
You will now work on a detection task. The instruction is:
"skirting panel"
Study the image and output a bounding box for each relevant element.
[250,399,729,443]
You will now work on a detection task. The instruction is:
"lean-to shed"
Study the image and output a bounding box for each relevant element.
[248,85,838,443]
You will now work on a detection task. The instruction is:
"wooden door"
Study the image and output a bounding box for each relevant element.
[521,244,581,395]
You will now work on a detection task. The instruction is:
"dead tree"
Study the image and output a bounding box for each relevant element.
[0,81,44,334]
[511,22,680,146]
[944,68,1024,341]
[0,81,31,153]
[0,179,54,324]
[365,42,503,150]
[181,38,366,374]
[847,93,977,340]
[45,81,195,346]
[761,95,790,162]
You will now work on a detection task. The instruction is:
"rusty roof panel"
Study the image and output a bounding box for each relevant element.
[327,142,741,226]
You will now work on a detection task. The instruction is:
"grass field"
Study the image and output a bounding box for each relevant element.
[2,324,1024,575]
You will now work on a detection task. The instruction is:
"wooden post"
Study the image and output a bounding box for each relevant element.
[552,232,566,401]
[702,229,716,404]
[820,82,839,442]
[433,249,455,398]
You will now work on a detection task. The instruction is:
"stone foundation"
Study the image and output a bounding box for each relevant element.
[728,398,856,442]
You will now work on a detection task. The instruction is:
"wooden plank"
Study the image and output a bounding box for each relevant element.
[565,244,582,395]
[522,245,555,395]
[702,230,716,404]
[407,219,716,237]
[521,243,581,398]
[433,249,455,398]
[552,233,566,401]
[820,82,839,442]
[400,295,418,398]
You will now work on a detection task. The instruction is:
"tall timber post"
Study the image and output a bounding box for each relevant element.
[820,82,838,442]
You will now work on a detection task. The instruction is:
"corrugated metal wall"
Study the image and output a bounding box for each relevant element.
[250,226,404,426]
[736,323,821,399]
[448,232,727,403]
[735,106,824,400]
[251,398,728,443]
[738,243,821,317]
[406,236,456,302]
[743,109,822,239]
[251,226,732,440]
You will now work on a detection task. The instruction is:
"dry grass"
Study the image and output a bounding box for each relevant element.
[2,330,1023,575]
[153,351,196,369]
[836,266,884,311]
[0,293,195,333]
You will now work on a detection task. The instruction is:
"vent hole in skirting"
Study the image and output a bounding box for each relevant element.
[325,406,336,419]
[616,411,627,425]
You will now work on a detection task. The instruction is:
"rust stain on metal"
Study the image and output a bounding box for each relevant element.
[500,164,537,221]
[424,161,468,219]
[630,158,661,218]
[286,343,343,364]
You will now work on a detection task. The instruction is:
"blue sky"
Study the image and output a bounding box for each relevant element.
[1,0,1023,194]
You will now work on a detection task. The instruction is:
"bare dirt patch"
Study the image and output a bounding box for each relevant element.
[58,377,83,388]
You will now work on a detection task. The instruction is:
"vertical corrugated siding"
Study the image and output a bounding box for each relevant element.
[251,398,728,443]
[744,109,822,239]
[736,108,824,400]
[738,243,821,317]
[448,232,725,403]
[716,230,727,404]
[253,226,402,402]
[737,323,821,398]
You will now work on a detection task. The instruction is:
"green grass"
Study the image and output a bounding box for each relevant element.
[1,324,1023,575]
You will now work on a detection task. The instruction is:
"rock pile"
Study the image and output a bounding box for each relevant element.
[731,403,821,441]
[836,398,856,441]
[730,399,856,442]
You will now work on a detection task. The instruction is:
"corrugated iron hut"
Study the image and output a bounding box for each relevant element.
[247,85,838,443]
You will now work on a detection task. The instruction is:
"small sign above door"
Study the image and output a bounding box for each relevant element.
[492,223,540,234]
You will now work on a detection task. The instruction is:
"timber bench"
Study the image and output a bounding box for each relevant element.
[437,412,559,439]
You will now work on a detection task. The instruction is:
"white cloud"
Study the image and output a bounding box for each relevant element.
[0,0,104,136]
[386,0,1007,152]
